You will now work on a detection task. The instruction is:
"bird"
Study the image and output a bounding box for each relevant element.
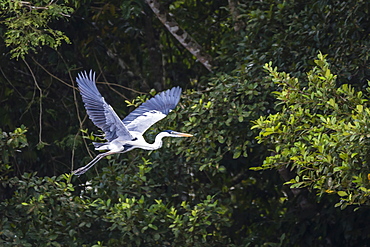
[72,70,193,175]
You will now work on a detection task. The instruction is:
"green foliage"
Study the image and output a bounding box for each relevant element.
[218,0,370,86]
[92,195,230,246]
[0,0,74,59]
[253,53,370,208]
[0,125,28,165]
[0,126,28,183]
[129,72,274,174]
[0,159,232,246]
[1,173,89,246]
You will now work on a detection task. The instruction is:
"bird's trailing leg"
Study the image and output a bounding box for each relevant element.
[72,152,114,176]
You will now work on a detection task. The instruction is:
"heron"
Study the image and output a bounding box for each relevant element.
[73,71,193,175]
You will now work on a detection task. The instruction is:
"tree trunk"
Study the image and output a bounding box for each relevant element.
[145,0,213,72]
[228,0,245,31]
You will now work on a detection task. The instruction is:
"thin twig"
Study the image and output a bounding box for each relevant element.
[93,51,144,97]
[56,52,93,172]
[23,58,44,146]
[31,57,77,90]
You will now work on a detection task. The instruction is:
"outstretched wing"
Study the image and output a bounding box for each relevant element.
[76,71,133,142]
[123,86,182,134]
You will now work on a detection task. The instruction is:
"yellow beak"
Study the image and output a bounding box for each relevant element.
[175,132,193,137]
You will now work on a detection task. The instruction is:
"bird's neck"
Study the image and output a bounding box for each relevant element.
[151,133,165,150]
[135,132,165,150]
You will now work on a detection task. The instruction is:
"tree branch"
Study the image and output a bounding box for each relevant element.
[145,0,213,72]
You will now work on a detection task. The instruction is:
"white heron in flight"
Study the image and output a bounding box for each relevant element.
[73,71,193,175]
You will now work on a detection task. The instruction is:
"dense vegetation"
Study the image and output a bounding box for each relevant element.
[1,0,370,246]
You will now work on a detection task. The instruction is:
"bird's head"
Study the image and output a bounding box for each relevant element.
[161,130,193,138]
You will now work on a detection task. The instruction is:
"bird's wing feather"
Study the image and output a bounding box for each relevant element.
[76,71,133,141]
[122,86,182,134]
